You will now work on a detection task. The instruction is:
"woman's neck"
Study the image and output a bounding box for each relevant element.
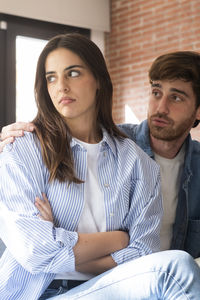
[70,124,102,144]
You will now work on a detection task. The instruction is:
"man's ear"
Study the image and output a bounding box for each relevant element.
[196,105,200,121]
[193,106,200,128]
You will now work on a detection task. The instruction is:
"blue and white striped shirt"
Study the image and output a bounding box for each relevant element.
[0,130,162,300]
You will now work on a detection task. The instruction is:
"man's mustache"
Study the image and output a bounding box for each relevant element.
[150,113,174,125]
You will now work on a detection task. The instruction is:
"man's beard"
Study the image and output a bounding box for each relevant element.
[148,112,196,141]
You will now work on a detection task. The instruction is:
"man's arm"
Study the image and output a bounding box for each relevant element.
[0,122,34,152]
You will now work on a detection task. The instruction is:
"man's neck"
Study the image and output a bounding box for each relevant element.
[150,134,187,159]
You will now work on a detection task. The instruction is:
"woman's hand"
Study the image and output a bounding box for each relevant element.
[35,193,54,223]
[0,122,35,152]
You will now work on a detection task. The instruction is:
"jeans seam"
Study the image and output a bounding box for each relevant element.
[68,270,190,300]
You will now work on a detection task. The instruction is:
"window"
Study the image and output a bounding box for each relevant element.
[0,13,90,129]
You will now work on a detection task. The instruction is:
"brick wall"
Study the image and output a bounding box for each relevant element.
[105,0,200,141]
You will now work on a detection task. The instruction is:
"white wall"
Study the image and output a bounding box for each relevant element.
[0,0,109,52]
[0,0,110,31]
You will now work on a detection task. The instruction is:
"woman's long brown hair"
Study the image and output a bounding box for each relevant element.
[33,33,126,184]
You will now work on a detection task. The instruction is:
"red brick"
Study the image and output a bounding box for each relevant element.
[107,0,200,139]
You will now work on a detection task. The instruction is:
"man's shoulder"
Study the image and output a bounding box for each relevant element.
[189,136,200,155]
[191,138,200,150]
[117,120,153,157]
[118,120,148,141]
[188,139,200,169]
[118,123,138,136]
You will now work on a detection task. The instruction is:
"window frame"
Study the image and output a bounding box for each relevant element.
[0,13,90,129]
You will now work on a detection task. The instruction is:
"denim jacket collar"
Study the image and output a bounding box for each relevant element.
[136,120,193,180]
[133,120,154,158]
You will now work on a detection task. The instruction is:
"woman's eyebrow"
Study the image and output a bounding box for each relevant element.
[64,65,85,71]
[45,65,85,76]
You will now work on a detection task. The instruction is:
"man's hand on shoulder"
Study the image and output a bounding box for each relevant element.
[0,122,35,152]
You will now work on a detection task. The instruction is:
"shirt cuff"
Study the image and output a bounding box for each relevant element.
[52,227,78,272]
[111,247,140,265]
[53,227,78,248]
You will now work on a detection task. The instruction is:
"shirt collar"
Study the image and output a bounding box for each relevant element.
[70,128,117,157]
[100,128,117,157]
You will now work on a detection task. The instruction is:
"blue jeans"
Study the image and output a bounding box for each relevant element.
[39,287,68,299]
[44,250,200,299]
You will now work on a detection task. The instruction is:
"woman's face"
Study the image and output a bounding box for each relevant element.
[45,47,99,129]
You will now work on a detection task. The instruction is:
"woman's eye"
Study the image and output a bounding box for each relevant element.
[69,70,80,78]
[46,76,55,83]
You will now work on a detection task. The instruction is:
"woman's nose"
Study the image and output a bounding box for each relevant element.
[58,77,70,92]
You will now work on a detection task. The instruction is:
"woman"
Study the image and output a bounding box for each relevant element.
[0,33,199,300]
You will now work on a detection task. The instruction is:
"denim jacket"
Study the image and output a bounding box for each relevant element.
[119,120,200,258]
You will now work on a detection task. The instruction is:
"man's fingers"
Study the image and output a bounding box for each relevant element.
[2,122,35,132]
[1,130,24,140]
[1,122,35,140]
[0,137,14,153]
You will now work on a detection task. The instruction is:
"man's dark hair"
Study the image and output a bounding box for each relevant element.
[149,51,200,127]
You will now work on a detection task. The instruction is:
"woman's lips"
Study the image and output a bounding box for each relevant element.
[59,97,75,104]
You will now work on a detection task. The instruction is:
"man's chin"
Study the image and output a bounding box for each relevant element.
[150,127,175,141]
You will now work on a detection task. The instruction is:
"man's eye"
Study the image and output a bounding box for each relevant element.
[152,90,161,98]
[171,95,182,102]
[69,70,80,77]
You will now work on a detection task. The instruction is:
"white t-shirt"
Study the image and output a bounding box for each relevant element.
[55,138,106,280]
[77,139,106,233]
[154,144,185,250]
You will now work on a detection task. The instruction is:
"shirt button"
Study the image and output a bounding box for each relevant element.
[103,152,106,157]
[110,213,114,217]
[104,183,110,188]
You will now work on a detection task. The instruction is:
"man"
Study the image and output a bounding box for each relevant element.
[119,51,200,259]
[1,51,200,298]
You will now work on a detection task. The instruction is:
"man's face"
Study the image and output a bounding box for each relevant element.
[147,79,200,141]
